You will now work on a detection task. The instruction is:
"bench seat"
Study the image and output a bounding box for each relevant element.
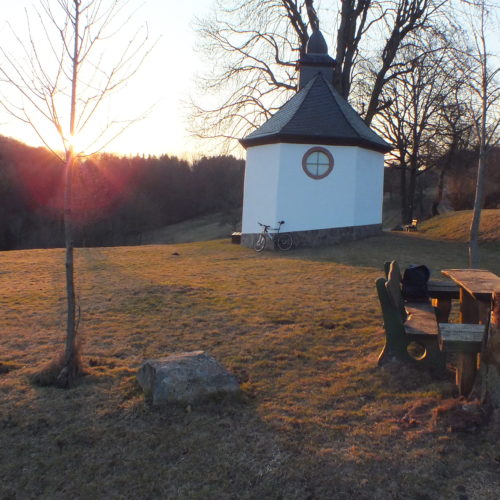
[405,301,439,336]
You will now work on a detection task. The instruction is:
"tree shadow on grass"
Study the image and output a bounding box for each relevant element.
[278,231,500,277]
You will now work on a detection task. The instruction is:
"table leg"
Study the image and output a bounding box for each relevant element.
[477,300,490,325]
[456,353,478,397]
[457,289,479,397]
[433,297,452,323]
[460,288,479,323]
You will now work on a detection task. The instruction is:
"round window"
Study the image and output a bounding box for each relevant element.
[302,147,334,179]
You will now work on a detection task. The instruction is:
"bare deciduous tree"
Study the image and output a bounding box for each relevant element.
[373,32,463,223]
[0,0,151,387]
[462,0,500,267]
[190,0,314,147]
[191,0,447,149]
[360,0,448,125]
[429,94,474,216]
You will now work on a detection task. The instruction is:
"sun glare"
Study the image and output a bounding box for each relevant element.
[68,133,85,155]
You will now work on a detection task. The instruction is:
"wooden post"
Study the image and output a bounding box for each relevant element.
[482,290,500,407]
[458,288,480,396]
[433,297,451,323]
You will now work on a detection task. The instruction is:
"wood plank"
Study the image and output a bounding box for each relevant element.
[438,323,485,354]
[441,269,500,301]
[428,280,460,300]
[439,323,486,343]
[405,301,438,336]
[385,262,406,320]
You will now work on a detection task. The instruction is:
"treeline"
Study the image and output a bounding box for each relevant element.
[0,136,244,250]
[383,146,500,217]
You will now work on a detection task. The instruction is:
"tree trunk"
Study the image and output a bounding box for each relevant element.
[333,0,370,98]
[60,151,77,380]
[481,291,500,408]
[57,0,81,387]
[407,162,418,223]
[417,175,425,218]
[468,138,486,268]
[468,12,488,269]
[400,166,408,225]
[432,165,447,216]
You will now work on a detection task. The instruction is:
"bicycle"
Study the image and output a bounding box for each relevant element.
[254,220,293,252]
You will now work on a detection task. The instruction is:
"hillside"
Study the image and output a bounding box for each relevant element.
[141,211,241,245]
[1,233,500,498]
[418,209,500,244]
[141,209,500,247]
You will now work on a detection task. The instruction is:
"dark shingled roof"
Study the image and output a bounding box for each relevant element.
[240,73,392,153]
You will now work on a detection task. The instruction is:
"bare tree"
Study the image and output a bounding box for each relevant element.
[462,0,500,267]
[373,33,463,223]
[191,0,447,149]
[429,95,474,216]
[360,0,448,125]
[0,0,151,387]
[190,0,314,147]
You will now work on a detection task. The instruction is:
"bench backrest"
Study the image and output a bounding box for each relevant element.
[384,260,402,281]
[385,261,407,322]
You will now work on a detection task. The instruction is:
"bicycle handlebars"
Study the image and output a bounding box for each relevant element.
[258,220,285,229]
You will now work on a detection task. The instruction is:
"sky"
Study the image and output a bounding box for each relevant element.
[0,1,498,160]
[0,0,216,159]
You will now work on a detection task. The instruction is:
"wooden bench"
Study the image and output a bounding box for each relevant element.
[377,261,487,387]
[376,261,446,372]
[404,219,418,232]
[231,232,241,244]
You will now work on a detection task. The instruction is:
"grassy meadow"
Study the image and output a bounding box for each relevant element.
[1,214,500,499]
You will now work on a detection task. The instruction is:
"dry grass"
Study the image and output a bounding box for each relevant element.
[141,211,241,245]
[419,209,500,245]
[1,232,500,499]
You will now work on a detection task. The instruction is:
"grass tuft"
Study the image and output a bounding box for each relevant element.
[29,342,84,389]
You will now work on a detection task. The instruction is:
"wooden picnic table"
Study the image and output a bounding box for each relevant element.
[441,269,500,396]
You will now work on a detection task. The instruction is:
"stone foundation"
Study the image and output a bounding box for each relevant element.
[241,224,382,249]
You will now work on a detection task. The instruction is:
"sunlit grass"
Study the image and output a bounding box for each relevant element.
[1,231,499,498]
[419,209,500,245]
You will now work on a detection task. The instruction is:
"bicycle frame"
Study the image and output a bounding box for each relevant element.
[259,221,284,243]
[255,220,292,252]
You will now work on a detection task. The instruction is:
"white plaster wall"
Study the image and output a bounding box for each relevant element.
[241,144,281,233]
[242,142,385,234]
[353,148,385,225]
[276,144,358,232]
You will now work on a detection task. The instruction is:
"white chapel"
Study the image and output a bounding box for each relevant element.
[239,29,392,248]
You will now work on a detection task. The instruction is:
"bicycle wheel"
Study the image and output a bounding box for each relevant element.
[277,233,293,251]
[254,234,266,252]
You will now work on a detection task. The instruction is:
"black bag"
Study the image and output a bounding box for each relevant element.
[402,265,430,302]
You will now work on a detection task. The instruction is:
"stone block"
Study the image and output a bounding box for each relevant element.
[137,351,240,406]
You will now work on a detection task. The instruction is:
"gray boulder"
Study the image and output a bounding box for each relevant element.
[137,351,240,406]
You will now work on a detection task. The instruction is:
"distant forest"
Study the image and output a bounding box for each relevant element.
[2,135,498,251]
[0,136,244,250]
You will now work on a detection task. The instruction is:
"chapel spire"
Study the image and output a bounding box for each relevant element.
[297,29,336,91]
